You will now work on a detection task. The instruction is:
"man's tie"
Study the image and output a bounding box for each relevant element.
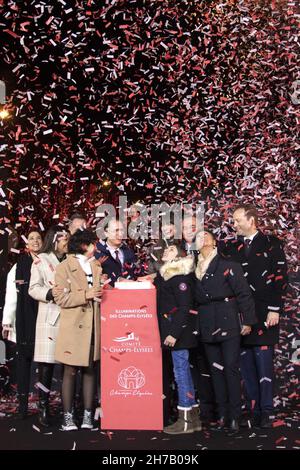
[244,238,252,257]
[115,249,122,266]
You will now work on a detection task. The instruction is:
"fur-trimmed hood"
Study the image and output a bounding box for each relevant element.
[160,256,194,281]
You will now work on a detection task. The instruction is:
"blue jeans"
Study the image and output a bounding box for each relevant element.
[240,345,274,415]
[171,349,196,408]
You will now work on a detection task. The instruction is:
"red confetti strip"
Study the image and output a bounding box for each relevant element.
[110,355,120,362]
[189,309,198,315]
[272,420,285,428]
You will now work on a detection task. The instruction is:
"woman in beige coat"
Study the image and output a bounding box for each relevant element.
[29,225,69,426]
[54,229,103,431]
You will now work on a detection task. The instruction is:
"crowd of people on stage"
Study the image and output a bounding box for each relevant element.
[1,204,288,434]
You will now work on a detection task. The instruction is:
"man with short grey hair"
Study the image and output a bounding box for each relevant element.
[95,218,139,286]
[221,204,288,428]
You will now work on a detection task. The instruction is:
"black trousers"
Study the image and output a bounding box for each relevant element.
[189,344,216,419]
[16,344,34,397]
[203,336,241,420]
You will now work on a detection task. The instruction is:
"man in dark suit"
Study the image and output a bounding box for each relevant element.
[221,204,288,428]
[95,218,140,286]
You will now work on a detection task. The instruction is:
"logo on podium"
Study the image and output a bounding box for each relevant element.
[113,332,138,342]
[117,366,145,390]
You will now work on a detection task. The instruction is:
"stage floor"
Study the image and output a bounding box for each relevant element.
[0,400,299,451]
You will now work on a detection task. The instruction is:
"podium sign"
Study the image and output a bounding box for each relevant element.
[100,288,163,430]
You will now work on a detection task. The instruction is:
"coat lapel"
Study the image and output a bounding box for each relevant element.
[236,232,262,260]
[47,251,60,268]
[102,242,124,267]
[201,255,220,284]
[247,231,264,253]
[67,255,89,289]
[242,231,265,263]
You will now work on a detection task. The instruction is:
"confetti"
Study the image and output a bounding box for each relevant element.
[0,1,298,447]
[35,382,50,393]
[212,362,224,371]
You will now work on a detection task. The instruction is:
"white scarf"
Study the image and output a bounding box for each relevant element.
[195,248,218,280]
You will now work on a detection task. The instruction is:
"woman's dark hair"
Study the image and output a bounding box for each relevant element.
[41,225,67,254]
[68,229,97,255]
[167,240,187,258]
[204,229,217,241]
[27,227,42,238]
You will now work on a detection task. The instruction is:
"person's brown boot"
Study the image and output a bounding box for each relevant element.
[163,408,194,435]
[191,406,202,431]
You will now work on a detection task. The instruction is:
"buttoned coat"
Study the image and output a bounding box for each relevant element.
[219,232,288,345]
[54,254,102,367]
[194,255,257,343]
[29,252,62,363]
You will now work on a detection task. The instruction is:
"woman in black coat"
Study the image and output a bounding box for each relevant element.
[194,230,257,433]
[154,242,200,435]
[2,229,43,418]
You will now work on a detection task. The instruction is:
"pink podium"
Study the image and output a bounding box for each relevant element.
[100,287,163,430]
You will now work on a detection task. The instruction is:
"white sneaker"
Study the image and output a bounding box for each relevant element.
[61,412,78,431]
[81,409,93,429]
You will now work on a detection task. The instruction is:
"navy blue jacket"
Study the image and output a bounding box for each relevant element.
[95,241,140,286]
[219,232,288,345]
[154,256,199,350]
[194,255,257,343]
